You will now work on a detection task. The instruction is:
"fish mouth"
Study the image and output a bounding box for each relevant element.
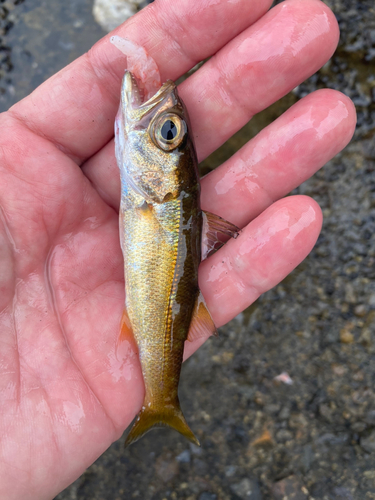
[121,71,176,122]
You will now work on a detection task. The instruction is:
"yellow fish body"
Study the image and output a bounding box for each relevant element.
[115,70,238,447]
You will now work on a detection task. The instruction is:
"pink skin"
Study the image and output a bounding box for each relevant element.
[0,0,356,498]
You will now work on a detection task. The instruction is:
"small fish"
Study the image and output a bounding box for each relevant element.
[112,36,239,446]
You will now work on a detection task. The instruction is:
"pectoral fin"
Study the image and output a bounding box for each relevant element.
[202,211,239,260]
[187,291,217,342]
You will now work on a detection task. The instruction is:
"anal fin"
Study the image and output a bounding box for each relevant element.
[187,291,217,342]
[202,211,240,260]
[119,307,133,342]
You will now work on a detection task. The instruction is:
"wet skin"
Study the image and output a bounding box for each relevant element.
[0,0,356,499]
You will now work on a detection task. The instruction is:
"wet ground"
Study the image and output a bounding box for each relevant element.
[1,0,375,499]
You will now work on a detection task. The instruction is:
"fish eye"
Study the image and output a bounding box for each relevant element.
[161,120,177,141]
[152,113,187,151]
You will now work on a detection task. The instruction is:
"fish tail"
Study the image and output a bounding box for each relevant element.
[125,401,200,447]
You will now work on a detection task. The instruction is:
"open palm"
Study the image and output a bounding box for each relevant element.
[0,0,356,498]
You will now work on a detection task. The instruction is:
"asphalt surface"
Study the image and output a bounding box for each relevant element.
[0,1,374,499]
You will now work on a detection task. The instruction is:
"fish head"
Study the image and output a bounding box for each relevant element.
[115,71,199,205]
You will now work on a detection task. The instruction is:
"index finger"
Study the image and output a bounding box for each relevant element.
[7,0,272,163]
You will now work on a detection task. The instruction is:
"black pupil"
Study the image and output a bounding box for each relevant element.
[161,120,177,141]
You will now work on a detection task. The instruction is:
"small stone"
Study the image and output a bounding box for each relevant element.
[296,330,310,339]
[368,293,375,307]
[301,444,313,474]
[254,392,265,406]
[332,364,346,376]
[276,429,293,442]
[340,328,354,344]
[352,94,372,107]
[310,481,328,498]
[359,328,372,347]
[2,2,15,11]
[353,370,365,381]
[274,372,293,385]
[365,410,375,425]
[360,430,375,453]
[93,0,142,32]
[279,406,291,420]
[225,465,238,477]
[271,476,308,500]
[345,283,357,303]
[176,450,190,463]
[332,486,354,500]
[341,303,350,313]
[354,304,367,317]
[189,442,202,455]
[251,429,274,448]
[319,404,334,423]
[221,351,234,364]
[155,458,178,482]
[230,478,262,500]
[351,421,367,433]
[193,458,208,476]
[316,433,349,446]
[199,493,217,500]
[265,403,282,415]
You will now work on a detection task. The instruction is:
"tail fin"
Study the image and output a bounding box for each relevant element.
[125,402,200,447]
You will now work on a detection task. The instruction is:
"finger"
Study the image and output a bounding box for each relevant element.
[181,0,340,160]
[201,89,356,228]
[184,195,322,359]
[7,0,272,163]
[82,0,341,208]
[203,195,322,326]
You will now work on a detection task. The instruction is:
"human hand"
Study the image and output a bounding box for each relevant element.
[0,0,356,498]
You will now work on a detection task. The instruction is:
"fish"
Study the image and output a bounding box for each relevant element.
[112,36,239,446]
